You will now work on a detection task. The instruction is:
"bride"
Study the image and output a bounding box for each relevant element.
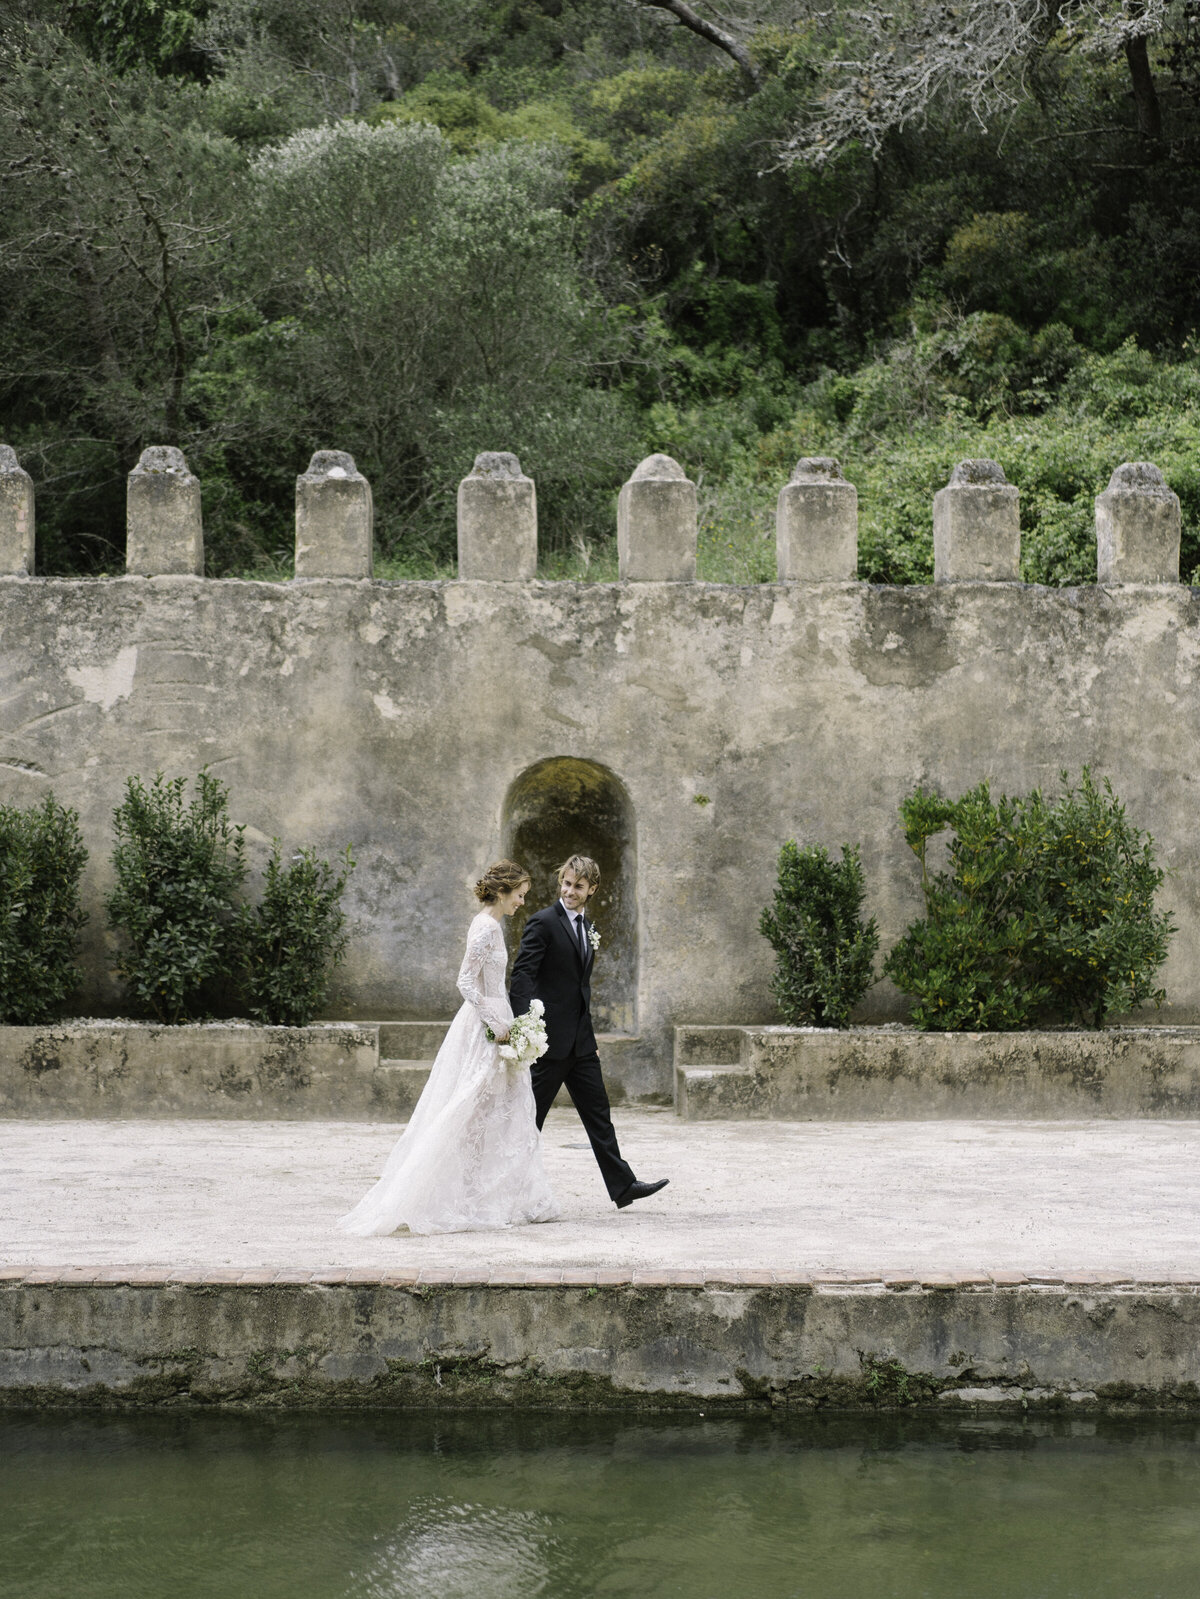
[338,860,559,1236]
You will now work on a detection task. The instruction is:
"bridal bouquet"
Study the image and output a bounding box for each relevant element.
[490,998,549,1070]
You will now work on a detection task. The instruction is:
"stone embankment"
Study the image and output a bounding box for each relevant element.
[4,1268,1199,1413]
[4,1112,1200,1412]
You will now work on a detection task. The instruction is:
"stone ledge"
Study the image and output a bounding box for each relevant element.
[0,1021,395,1119]
[0,1022,666,1117]
[1,1266,1197,1289]
[4,1277,1200,1412]
[675,1024,1200,1120]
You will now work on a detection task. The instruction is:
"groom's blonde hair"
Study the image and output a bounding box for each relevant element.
[557,854,600,888]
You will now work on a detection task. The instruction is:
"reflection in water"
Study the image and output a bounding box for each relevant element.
[3,1412,1200,1599]
[352,1499,552,1599]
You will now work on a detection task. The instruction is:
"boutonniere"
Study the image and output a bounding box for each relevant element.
[588,927,601,953]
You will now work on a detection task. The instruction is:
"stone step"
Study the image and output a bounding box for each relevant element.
[673,1025,754,1118]
[373,1059,433,1118]
[673,1026,743,1068]
[675,1064,759,1120]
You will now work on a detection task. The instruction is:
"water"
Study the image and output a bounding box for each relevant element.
[3,1411,1200,1598]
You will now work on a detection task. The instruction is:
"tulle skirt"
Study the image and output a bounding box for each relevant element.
[337,1000,559,1236]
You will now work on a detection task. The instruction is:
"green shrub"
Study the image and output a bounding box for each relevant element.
[884,772,1174,1030]
[236,843,355,1027]
[106,771,246,1023]
[1030,771,1175,1028]
[883,785,1050,1031]
[0,796,88,1024]
[759,841,879,1027]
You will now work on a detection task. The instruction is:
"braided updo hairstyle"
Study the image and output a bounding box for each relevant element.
[473,859,531,904]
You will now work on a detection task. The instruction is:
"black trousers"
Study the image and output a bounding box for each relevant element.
[532,1050,635,1202]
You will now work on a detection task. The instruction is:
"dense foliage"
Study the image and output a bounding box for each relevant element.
[883,785,1052,1031]
[237,842,354,1026]
[884,772,1175,1030]
[1025,771,1176,1028]
[0,796,88,1024]
[104,768,355,1024]
[3,1,1200,577]
[106,770,247,1022]
[759,841,879,1027]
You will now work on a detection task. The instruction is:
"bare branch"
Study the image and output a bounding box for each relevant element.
[776,0,1173,167]
[632,0,762,85]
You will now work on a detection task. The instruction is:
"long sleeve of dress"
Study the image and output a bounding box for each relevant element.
[456,921,514,1037]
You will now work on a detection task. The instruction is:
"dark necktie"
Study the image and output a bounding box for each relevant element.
[574,913,587,961]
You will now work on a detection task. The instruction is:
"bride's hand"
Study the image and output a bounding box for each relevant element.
[493,1029,511,1044]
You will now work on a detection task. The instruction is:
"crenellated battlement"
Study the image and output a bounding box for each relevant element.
[0,444,1185,587]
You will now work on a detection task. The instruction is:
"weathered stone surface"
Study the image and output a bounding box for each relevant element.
[456,451,537,580]
[4,579,1200,1100]
[0,1022,386,1118]
[0,445,34,576]
[933,459,1020,582]
[294,450,373,578]
[618,454,696,580]
[675,1025,1200,1120]
[4,1278,1200,1410]
[0,1021,653,1117]
[776,457,858,581]
[1096,461,1181,583]
[125,446,203,576]
[367,1025,647,1115]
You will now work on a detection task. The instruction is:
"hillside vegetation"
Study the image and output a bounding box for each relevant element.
[3,0,1200,581]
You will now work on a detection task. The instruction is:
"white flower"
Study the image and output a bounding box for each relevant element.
[495,997,549,1071]
[588,927,601,952]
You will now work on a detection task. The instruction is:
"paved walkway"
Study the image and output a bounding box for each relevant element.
[3,1110,1200,1277]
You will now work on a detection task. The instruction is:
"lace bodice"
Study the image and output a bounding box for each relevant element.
[456,911,513,1036]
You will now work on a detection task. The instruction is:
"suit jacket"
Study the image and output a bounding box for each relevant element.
[509,900,596,1061]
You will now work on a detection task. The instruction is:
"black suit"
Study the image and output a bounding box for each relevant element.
[509,900,635,1201]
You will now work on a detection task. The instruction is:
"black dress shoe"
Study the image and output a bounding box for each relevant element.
[615,1178,669,1209]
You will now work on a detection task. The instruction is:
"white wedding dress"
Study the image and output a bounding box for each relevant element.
[338,911,559,1236]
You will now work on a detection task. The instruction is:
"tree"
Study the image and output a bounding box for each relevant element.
[777,1,1175,164]
[624,0,1179,155]
[198,0,503,121]
[66,0,216,79]
[0,17,240,565]
[633,0,761,86]
[241,118,633,555]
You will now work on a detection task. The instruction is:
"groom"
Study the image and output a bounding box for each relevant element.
[509,854,669,1210]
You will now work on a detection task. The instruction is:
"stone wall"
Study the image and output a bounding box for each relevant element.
[0,446,1196,1099]
[4,1273,1200,1411]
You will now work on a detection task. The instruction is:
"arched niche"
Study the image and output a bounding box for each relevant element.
[502,757,637,1034]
